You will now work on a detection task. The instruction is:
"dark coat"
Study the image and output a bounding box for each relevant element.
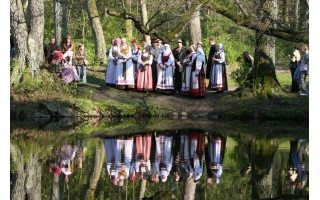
[206,44,217,79]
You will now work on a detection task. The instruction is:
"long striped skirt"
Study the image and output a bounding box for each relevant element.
[190,67,206,97]
[210,63,228,91]
[105,59,117,85]
[180,66,192,95]
[156,66,174,94]
[115,60,135,89]
[136,65,153,91]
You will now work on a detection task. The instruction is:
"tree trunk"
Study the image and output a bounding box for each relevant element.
[86,0,106,64]
[299,0,309,30]
[184,178,197,200]
[252,0,280,97]
[10,0,28,84]
[140,0,150,44]
[11,143,27,200]
[138,179,147,199]
[294,0,300,30]
[54,0,68,46]
[187,0,202,45]
[25,154,42,200]
[85,143,105,200]
[27,0,45,76]
[282,0,289,25]
[126,0,133,39]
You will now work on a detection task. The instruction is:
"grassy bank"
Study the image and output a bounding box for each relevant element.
[10,65,308,121]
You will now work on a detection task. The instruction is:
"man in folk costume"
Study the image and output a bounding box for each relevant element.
[149,38,161,89]
[115,38,135,90]
[206,134,227,184]
[131,40,142,87]
[210,43,228,92]
[156,42,175,94]
[106,38,120,86]
[137,45,154,91]
[155,133,173,182]
[173,39,190,94]
[190,42,206,97]
[181,45,197,95]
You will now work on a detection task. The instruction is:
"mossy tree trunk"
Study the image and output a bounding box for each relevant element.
[27,0,45,76]
[86,0,106,64]
[10,0,28,84]
[252,0,281,97]
[183,178,197,200]
[54,0,68,46]
[11,143,27,200]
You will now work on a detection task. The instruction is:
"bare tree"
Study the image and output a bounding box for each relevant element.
[86,0,106,64]
[140,0,150,43]
[187,0,203,44]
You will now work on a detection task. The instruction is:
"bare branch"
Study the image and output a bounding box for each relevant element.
[145,10,160,27]
[235,0,249,17]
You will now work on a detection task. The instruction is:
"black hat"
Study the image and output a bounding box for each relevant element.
[152,38,160,43]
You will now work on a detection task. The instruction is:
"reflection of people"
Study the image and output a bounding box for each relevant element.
[135,134,152,180]
[155,133,173,182]
[60,144,77,182]
[286,140,308,193]
[206,134,226,184]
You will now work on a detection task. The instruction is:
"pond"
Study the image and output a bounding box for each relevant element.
[10,118,309,200]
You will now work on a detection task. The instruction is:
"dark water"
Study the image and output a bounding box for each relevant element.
[10,118,309,200]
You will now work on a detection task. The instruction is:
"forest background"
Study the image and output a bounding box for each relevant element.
[3,0,320,199]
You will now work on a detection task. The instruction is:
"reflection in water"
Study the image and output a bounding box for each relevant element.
[10,126,309,200]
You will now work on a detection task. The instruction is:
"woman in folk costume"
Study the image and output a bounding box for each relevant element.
[104,138,117,181]
[207,134,227,184]
[155,133,173,182]
[156,43,175,94]
[131,40,141,87]
[190,42,207,97]
[210,43,228,92]
[181,45,197,95]
[114,136,134,186]
[137,45,154,91]
[189,132,205,182]
[135,134,152,180]
[115,38,135,90]
[105,38,120,86]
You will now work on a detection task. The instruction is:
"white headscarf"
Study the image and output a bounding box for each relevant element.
[196,47,206,65]
[162,44,171,56]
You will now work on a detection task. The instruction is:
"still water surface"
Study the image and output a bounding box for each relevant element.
[10,118,309,200]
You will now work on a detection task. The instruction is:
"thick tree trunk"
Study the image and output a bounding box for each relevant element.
[54,0,68,46]
[299,0,309,30]
[184,178,197,200]
[86,0,106,64]
[252,0,280,97]
[11,143,27,200]
[187,0,202,44]
[10,0,28,84]
[126,0,133,39]
[140,0,150,44]
[25,154,42,200]
[27,0,44,75]
[85,143,105,200]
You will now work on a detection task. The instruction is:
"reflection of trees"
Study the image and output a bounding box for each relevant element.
[11,142,42,200]
[183,178,197,200]
[85,140,105,200]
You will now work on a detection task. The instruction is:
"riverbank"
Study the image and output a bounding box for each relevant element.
[10,66,309,121]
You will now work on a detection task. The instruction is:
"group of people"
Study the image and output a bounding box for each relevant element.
[104,131,227,186]
[288,44,309,96]
[105,37,228,96]
[44,35,88,84]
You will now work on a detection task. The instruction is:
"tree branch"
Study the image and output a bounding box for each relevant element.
[205,1,309,43]
[235,0,249,17]
[145,10,160,27]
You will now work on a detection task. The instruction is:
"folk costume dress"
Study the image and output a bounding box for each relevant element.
[190,48,207,97]
[180,51,197,95]
[137,50,154,91]
[207,134,226,184]
[135,134,152,179]
[156,46,175,94]
[115,44,135,89]
[105,46,119,85]
[131,48,141,86]
[210,45,228,92]
[155,134,173,182]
